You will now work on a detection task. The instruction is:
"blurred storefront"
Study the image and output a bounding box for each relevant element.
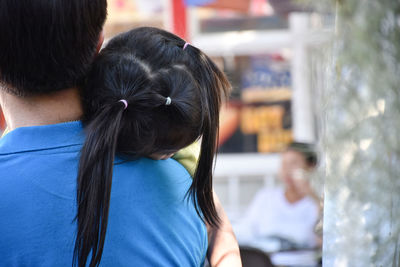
[218,54,292,154]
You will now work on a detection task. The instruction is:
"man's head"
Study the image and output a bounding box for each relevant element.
[0,0,107,96]
[280,142,317,192]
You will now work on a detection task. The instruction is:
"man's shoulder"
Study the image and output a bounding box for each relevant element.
[116,157,190,178]
[112,157,192,195]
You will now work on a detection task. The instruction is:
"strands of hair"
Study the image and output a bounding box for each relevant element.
[75,27,231,267]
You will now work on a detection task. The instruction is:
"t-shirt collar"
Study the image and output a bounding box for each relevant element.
[0,121,84,154]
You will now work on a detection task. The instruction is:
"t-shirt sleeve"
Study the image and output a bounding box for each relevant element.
[172,141,201,178]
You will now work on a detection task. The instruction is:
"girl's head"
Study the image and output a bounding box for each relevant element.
[82,27,228,156]
[75,27,230,267]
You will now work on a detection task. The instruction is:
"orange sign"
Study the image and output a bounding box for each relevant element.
[205,0,251,13]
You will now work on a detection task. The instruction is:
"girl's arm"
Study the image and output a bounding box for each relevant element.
[206,192,242,267]
[172,143,242,266]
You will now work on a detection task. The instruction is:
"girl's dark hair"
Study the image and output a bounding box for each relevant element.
[287,142,318,167]
[74,27,231,267]
[0,0,107,96]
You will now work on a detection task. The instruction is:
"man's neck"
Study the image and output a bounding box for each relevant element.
[284,188,305,204]
[0,88,83,131]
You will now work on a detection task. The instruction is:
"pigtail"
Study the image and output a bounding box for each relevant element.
[73,103,125,267]
[185,45,232,228]
[191,119,220,227]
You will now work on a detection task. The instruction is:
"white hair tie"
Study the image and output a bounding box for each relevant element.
[183,42,190,50]
[165,97,172,106]
[118,99,128,110]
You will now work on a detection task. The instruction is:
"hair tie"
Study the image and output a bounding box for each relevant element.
[118,99,128,110]
[183,42,190,50]
[165,97,172,106]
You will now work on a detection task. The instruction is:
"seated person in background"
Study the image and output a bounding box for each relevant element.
[235,142,320,249]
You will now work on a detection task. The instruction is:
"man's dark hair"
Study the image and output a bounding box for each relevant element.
[0,0,107,96]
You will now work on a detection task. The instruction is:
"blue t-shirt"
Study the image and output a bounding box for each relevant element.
[0,122,207,266]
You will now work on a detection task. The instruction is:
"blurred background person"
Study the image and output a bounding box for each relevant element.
[234,142,320,249]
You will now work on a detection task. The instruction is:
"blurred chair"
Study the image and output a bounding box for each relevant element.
[240,246,274,267]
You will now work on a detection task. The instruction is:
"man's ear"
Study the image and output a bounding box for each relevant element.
[96,30,105,54]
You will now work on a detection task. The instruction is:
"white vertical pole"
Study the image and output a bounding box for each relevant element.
[187,7,200,41]
[162,0,173,31]
[290,13,315,143]
[229,176,240,218]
